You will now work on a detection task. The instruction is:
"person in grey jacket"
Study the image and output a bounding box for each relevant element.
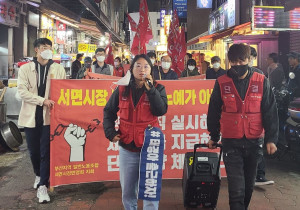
[92,48,113,75]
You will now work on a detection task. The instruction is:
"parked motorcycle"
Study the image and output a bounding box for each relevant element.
[272,84,300,162]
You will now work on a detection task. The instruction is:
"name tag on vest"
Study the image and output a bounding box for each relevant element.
[138,126,165,201]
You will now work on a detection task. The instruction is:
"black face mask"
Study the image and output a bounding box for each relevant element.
[84,63,91,68]
[230,64,249,78]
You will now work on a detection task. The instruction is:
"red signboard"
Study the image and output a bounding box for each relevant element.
[56,20,66,45]
[0,0,20,27]
[50,79,224,187]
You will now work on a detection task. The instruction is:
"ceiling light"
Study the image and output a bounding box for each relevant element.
[50,14,55,18]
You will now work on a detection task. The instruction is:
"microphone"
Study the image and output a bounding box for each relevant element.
[143,74,153,88]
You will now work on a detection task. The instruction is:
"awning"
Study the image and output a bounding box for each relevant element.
[77,18,104,40]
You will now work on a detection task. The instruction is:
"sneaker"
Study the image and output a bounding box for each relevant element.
[255,177,275,186]
[37,185,50,203]
[33,176,40,189]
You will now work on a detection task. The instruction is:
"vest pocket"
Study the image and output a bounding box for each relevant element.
[119,101,130,120]
[246,96,261,113]
[247,115,263,137]
[223,95,237,113]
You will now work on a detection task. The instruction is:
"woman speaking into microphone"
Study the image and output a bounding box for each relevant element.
[103,54,168,210]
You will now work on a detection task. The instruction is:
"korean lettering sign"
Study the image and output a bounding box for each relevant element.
[50,79,224,187]
[0,0,20,27]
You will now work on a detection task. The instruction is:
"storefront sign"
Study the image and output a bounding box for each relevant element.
[56,20,66,45]
[173,0,187,18]
[160,9,166,27]
[252,6,300,31]
[88,44,97,53]
[41,15,54,42]
[0,0,20,27]
[208,0,237,34]
[78,43,88,52]
[164,15,171,35]
[197,0,212,9]
[49,79,225,187]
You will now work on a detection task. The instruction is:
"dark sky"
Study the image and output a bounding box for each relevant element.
[128,0,161,13]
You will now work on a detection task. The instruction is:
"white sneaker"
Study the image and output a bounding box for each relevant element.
[33,176,40,189]
[37,185,50,203]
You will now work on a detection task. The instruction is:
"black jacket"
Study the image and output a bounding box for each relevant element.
[206,67,226,79]
[103,82,168,150]
[153,67,178,80]
[71,60,81,79]
[288,64,300,98]
[181,68,200,77]
[207,67,279,147]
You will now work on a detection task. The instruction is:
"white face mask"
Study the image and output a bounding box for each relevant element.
[114,62,119,67]
[162,62,171,69]
[188,65,195,71]
[97,56,105,62]
[150,59,156,65]
[40,49,53,60]
[213,62,220,69]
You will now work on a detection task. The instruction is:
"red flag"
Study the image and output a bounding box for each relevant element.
[167,10,180,58]
[131,0,153,56]
[167,10,186,77]
[105,34,114,65]
[127,13,137,32]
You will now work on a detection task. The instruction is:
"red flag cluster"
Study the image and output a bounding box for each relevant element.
[130,0,153,56]
[167,10,187,77]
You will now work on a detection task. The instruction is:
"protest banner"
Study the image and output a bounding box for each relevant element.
[50,79,224,187]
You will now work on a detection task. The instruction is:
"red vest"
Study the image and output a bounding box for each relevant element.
[113,66,125,77]
[217,72,265,139]
[118,86,159,147]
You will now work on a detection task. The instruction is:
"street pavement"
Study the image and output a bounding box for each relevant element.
[1,140,300,210]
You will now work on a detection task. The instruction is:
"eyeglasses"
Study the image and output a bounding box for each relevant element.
[134,64,151,71]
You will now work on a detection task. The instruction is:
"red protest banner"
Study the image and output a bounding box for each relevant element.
[50,79,224,187]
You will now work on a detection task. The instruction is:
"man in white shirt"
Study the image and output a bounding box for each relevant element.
[18,38,66,203]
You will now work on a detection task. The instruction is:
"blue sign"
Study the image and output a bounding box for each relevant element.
[160,9,166,27]
[197,0,213,9]
[173,0,187,18]
[138,126,165,201]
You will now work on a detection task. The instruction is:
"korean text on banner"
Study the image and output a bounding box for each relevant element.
[50,79,224,187]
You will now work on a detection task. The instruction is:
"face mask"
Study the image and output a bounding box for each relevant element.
[150,59,156,65]
[162,62,171,69]
[188,65,195,71]
[114,62,119,67]
[213,62,220,69]
[84,63,91,68]
[97,56,105,62]
[40,49,53,60]
[230,64,249,78]
[248,59,254,67]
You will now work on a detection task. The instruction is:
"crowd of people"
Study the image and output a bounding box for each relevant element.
[16,37,300,210]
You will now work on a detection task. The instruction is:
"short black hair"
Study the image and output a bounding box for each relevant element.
[200,53,205,56]
[114,57,121,62]
[250,47,257,58]
[33,38,52,48]
[211,56,221,63]
[187,59,196,66]
[95,48,105,54]
[268,53,278,63]
[147,52,156,59]
[76,53,83,59]
[186,53,192,59]
[228,44,251,62]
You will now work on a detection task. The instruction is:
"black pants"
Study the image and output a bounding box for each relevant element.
[256,154,265,179]
[24,125,50,187]
[223,144,263,210]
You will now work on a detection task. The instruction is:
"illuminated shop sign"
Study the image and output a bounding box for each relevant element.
[208,0,237,34]
[252,6,300,30]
